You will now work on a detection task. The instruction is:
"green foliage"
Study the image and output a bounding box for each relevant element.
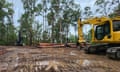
[95,0,116,16]
[46,0,81,43]
[6,24,17,45]
[19,0,42,45]
[47,10,54,25]
[94,0,120,17]
[0,0,82,45]
[83,6,93,19]
[41,31,51,43]
[68,34,77,43]
[95,0,104,5]
[33,21,42,44]
[0,0,16,45]
[87,29,92,42]
[109,0,120,17]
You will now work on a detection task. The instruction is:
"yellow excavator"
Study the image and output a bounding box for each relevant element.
[77,16,120,59]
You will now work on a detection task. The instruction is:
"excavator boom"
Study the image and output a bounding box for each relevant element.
[77,16,110,43]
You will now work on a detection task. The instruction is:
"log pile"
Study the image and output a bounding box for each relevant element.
[37,43,77,48]
[37,43,65,48]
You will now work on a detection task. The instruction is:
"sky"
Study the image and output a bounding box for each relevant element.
[8,0,23,27]
[75,0,95,9]
[75,0,95,34]
[8,0,95,35]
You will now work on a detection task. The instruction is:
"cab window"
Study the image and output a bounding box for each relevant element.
[95,21,111,40]
[113,21,120,31]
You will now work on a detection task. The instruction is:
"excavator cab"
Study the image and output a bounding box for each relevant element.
[93,19,120,43]
[95,21,111,41]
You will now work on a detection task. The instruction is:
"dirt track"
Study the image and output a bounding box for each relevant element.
[0,46,120,72]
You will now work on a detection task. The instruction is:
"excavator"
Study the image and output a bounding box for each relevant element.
[77,16,120,59]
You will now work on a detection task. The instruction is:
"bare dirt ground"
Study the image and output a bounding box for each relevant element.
[0,46,120,72]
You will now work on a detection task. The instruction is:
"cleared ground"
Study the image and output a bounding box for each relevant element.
[0,46,120,72]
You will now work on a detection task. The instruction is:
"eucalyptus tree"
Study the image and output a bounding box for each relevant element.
[0,0,15,45]
[109,0,120,17]
[82,6,93,19]
[47,0,81,43]
[41,0,46,31]
[61,0,81,43]
[46,0,61,43]
[19,0,42,45]
[94,0,120,18]
[32,21,42,44]
[41,0,51,42]
[95,0,117,17]
[47,9,55,43]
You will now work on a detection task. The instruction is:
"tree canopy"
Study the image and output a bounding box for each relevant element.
[0,0,119,45]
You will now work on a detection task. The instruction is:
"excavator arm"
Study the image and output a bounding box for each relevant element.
[77,17,110,43]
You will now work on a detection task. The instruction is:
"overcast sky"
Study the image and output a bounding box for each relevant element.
[8,0,95,35]
[75,0,95,34]
[75,0,95,9]
[7,0,23,26]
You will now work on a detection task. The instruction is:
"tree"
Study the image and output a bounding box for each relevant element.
[0,0,15,45]
[19,0,42,45]
[47,10,55,43]
[87,29,92,42]
[83,6,93,19]
[109,0,120,17]
[47,0,81,43]
[32,21,42,44]
[68,34,77,43]
[94,0,120,17]
[95,0,116,17]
